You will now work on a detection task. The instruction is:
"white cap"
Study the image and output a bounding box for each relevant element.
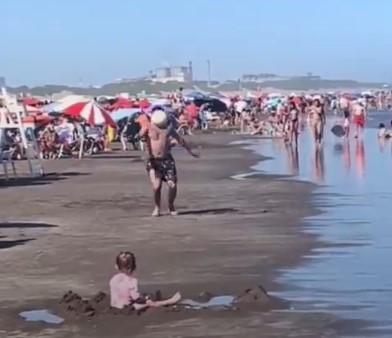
[151,109,168,128]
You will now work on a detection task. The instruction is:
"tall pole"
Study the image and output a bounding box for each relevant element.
[207,59,211,87]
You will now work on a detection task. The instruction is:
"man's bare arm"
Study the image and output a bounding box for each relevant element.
[169,128,199,158]
[139,124,148,140]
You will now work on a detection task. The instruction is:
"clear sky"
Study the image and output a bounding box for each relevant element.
[2,0,392,86]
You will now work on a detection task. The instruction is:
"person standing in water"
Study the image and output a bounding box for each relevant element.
[352,101,366,138]
[309,99,325,145]
[287,101,299,146]
[139,110,199,217]
[343,109,350,138]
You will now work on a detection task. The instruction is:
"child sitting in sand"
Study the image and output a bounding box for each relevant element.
[109,251,181,310]
[378,123,391,139]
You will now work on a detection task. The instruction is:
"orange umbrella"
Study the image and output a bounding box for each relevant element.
[22,113,52,124]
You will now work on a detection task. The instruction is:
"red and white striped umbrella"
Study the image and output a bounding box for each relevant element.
[65,100,116,127]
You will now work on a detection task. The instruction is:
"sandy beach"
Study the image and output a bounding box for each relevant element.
[0,133,365,337]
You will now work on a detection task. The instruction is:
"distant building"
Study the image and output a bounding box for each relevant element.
[0,76,6,87]
[151,62,193,83]
[242,73,288,82]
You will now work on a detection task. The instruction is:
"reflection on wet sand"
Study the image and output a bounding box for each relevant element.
[343,139,351,176]
[313,146,325,183]
[285,145,299,176]
[378,138,386,153]
[258,123,367,184]
[355,139,365,179]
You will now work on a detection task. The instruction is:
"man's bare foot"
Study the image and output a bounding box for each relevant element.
[168,292,181,304]
[152,208,161,217]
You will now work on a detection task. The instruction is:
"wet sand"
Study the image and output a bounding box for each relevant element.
[0,133,365,337]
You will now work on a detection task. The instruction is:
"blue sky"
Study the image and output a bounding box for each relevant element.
[2,0,392,86]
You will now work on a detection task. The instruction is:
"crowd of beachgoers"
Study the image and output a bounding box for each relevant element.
[0,88,391,161]
[2,87,392,323]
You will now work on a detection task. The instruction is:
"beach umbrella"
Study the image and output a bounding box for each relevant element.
[58,95,91,111]
[22,97,41,106]
[111,108,139,122]
[22,113,53,125]
[42,103,59,112]
[111,97,133,110]
[65,100,116,127]
[138,99,150,109]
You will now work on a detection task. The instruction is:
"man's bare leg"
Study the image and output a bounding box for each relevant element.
[149,170,162,216]
[167,180,178,215]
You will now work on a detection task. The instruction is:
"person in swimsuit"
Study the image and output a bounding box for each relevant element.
[309,99,325,145]
[343,109,350,138]
[352,101,366,138]
[287,101,299,145]
[139,110,199,217]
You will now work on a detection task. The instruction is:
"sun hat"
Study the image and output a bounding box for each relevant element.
[151,109,168,128]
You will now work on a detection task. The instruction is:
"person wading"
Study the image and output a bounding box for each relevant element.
[140,110,199,217]
[352,100,366,138]
[309,99,325,145]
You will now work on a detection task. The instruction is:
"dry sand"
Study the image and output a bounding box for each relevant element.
[0,133,366,337]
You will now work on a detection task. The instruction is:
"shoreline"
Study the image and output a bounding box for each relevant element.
[0,133,366,337]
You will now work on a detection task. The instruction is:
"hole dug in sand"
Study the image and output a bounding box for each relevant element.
[55,286,288,319]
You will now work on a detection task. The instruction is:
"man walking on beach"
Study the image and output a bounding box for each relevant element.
[139,110,199,216]
[352,101,366,138]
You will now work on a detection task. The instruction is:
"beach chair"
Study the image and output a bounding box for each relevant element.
[0,149,17,180]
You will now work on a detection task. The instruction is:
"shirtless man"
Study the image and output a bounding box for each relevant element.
[352,101,366,138]
[140,110,199,216]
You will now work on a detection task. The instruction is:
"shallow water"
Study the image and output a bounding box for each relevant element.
[19,309,64,324]
[181,296,235,309]
[250,112,392,336]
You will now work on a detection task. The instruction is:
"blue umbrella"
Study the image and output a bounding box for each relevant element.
[42,103,60,112]
[145,104,173,114]
[111,108,139,122]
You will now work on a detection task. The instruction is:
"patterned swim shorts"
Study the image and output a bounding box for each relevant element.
[145,156,177,183]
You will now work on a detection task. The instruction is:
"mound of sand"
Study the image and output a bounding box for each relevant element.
[59,286,288,318]
[234,285,289,310]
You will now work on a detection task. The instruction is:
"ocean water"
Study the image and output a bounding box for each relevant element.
[250,112,392,336]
